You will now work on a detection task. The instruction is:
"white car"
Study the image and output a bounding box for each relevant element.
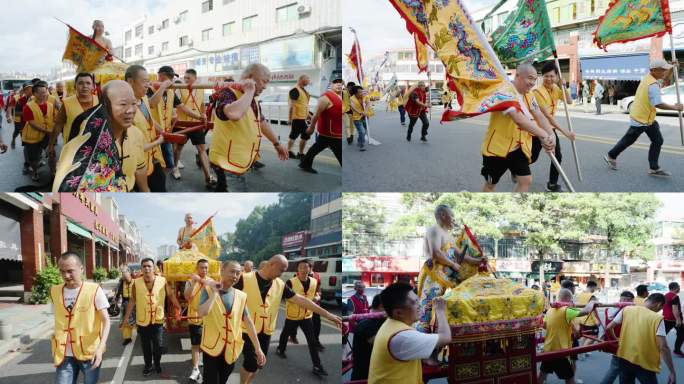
[619,84,684,114]
[259,93,319,126]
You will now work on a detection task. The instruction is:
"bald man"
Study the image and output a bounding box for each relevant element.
[243,260,254,273]
[234,254,342,382]
[287,74,311,159]
[481,63,556,192]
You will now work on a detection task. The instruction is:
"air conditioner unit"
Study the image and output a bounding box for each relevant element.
[174,16,181,24]
[297,5,312,15]
[188,39,194,47]
[157,25,162,31]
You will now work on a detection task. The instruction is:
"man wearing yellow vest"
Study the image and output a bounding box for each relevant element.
[275,259,328,376]
[481,63,556,192]
[234,254,342,383]
[115,269,134,345]
[530,62,576,192]
[574,280,600,353]
[287,74,312,159]
[344,82,355,144]
[368,282,452,384]
[183,258,210,383]
[605,293,677,384]
[538,288,596,384]
[22,81,54,182]
[122,257,182,376]
[172,69,214,186]
[397,85,407,126]
[48,73,99,172]
[51,252,111,384]
[196,260,265,384]
[125,65,167,192]
[149,66,184,176]
[605,59,683,177]
[635,284,650,305]
[209,63,289,192]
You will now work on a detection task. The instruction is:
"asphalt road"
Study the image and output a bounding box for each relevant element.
[0,116,341,192]
[0,300,342,384]
[343,103,684,192]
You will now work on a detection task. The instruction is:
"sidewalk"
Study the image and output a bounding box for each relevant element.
[0,278,120,357]
[565,101,621,114]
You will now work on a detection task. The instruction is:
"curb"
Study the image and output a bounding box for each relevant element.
[0,316,52,358]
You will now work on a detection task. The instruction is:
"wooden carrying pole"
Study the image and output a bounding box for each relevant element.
[553,54,583,181]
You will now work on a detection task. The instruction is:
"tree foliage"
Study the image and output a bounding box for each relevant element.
[342,193,386,236]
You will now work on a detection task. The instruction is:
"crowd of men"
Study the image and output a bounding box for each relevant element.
[0,64,342,191]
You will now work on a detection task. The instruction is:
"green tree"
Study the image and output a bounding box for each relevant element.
[342,193,386,236]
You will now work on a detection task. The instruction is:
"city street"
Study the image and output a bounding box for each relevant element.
[343,103,684,192]
[0,296,342,384]
[0,118,341,192]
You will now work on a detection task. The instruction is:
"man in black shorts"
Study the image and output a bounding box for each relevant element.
[480,63,556,192]
[287,75,311,159]
[234,254,342,383]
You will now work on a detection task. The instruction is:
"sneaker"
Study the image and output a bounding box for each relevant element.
[196,373,203,384]
[299,164,318,174]
[122,338,132,346]
[252,161,265,169]
[420,136,427,142]
[545,183,563,192]
[288,150,297,159]
[276,348,287,359]
[312,366,329,377]
[648,168,672,177]
[142,366,153,376]
[178,160,185,169]
[360,147,366,152]
[189,367,201,381]
[154,365,162,374]
[603,154,617,170]
[172,168,181,180]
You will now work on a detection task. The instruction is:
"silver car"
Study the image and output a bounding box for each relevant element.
[259,92,319,126]
[619,84,684,114]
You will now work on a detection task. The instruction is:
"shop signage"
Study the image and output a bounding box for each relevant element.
[532,260,564,273]
[495,259,532,272]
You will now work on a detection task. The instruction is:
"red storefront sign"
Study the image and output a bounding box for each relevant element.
[347,256,420,273]
[59,193,120,243]
[282,231,310,249]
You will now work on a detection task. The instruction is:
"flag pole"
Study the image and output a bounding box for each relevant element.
[349,27,381,145]
[553,52,583,181]
[427,47,433,121]
[548,152,576,192]
[669,32,684,145]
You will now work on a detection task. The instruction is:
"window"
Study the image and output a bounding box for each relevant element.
[571,3,577,19]
[553,7,560,23]
[483,17,493,34]
[135,24,143,38]
[242,15,257,32]
[148,45,154,55]
[135,44,142,57]
[223,0,234,3]
[222,21,234,36]
[148,26,154,35]
[179,35,190,47]
[312,261,328,273]
[125,30,132,42]
[162,19,169,29]
[202,28,212,41]
[496,12,508,26]
[125,47,131,58]
[179,10,188,22]
[162,41,169,51]
[276,3,299,23]
[202,0,213,13]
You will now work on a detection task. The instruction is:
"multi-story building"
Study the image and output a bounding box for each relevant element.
[157,244,178,260]
[306,192,341,259]
[649,219,684,284]
[120,0,341,95]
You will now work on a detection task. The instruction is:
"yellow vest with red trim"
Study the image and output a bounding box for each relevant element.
[22,100,55,144]
[630,74,659,125]
[178,89,205,122]
[481,92,534,162]
[187,281,205,325]
[240,272,283,336]
[575,291,599,326]
[200,287,247,364]
[62,95,99,142]
[368,318,422,384]
[617,305,662,372]
[290,85,310,120]
[286,277,316,320]
[122,280,131,299]
[151,89,175,132]
[543,306,573,352]
[208,88,262,176]
[134,276,167,326]
[50,282,103,366]
[133,95,166,174]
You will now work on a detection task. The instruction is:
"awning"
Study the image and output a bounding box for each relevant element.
[67,221,92,240]
[94,236,109,246]
[580,53,649,81]
[109,243,119,252]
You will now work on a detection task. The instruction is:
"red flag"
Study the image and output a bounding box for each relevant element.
[347,40,364,83]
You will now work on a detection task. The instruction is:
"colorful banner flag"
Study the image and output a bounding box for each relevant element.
[190,216,221,259]
[415,34,429,72]
[490,0,556,66]
[62,25,109,72]
[347,40,364,84]
[388,0,521,121]
[593,0,672,50]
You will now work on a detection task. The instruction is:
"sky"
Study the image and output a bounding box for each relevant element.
[342,0,499,65]
[110,193,280,251]
[0,0,167,75]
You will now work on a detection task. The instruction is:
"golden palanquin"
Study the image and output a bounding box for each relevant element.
[163,249,221,281]
[65,62,157,95]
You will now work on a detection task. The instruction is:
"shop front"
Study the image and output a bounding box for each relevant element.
[648,260,684,285]
[282,230,311,260]
[342,255,421,288]
[494,258,532,285]
[530,260,564,284]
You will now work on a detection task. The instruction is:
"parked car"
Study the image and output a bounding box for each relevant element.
[619,83,684,114]
[646,281,668,295]
[259,92,318,126]
[429,88,443,106]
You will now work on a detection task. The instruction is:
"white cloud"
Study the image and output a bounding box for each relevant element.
[138,193,280,223]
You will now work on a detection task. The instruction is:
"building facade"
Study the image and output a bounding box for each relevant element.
[306,192,342,259]
[648,219,684,284]
[120,0,341,95]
